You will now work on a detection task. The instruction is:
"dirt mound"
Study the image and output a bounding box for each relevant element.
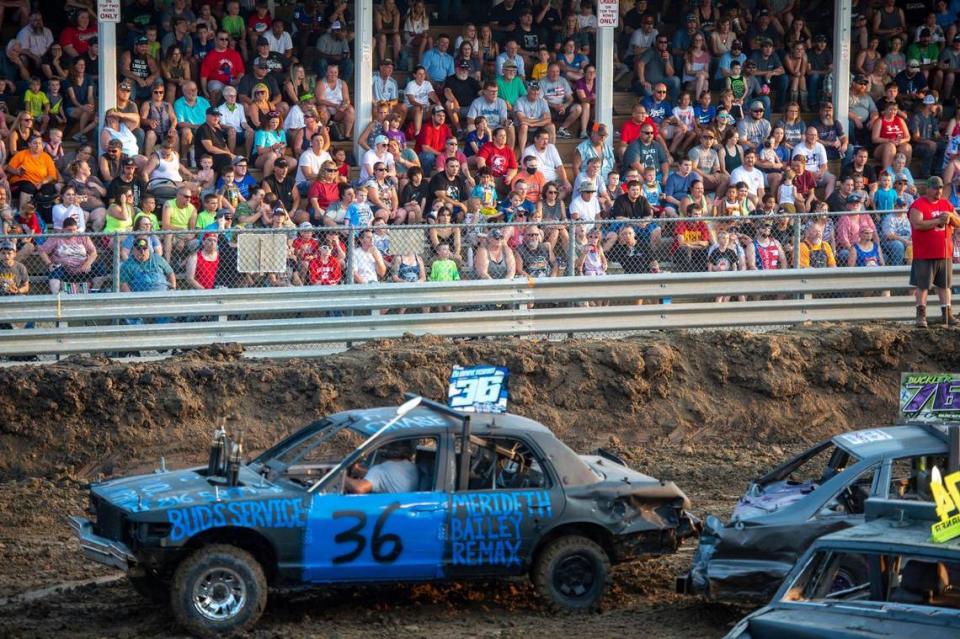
[2,324,959,481]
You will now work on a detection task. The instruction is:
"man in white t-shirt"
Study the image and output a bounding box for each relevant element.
[729,148,766,205]
[791,125,836,198]
[294,132,332,190]
[523,129,572,199]
[569,181,601,229]
[344,440,419,494]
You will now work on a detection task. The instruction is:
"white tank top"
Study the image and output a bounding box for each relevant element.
[151,151,182,182]
[322,79,344,107]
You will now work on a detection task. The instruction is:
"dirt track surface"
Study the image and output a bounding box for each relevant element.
[1,324,959,637]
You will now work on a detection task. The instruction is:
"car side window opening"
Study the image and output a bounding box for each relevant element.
[341,436,440,495]
[888,455,949,501]
[455,436,550,491]
[817,466,877,517]
[768,443,861,490]
[784,550,960,610]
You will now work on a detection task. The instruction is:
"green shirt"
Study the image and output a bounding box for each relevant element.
[429,259,460,281]
[496,76,527,107]
[195,210,217,229]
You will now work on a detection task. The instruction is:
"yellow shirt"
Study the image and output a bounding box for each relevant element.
[531,62,549,81]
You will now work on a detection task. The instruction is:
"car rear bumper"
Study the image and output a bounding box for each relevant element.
[67,516,137,572]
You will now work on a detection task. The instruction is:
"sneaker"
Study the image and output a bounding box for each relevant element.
[557,127,572,138]
[580,130,589,139]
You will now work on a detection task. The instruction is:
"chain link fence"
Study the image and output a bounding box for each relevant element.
[0,209,919,300]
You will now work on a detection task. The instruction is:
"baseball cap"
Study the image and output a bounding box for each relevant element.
[580,182,597,192]
[853,74,868,85]
[458,59,471,69]
[232,156,248,166]
[134,238,149,249]
[845,193,863,203]
[489,229,504,240]
[203,232,217,241]
[330,20,342,30]
[750,100,764,111]
[374,134,388,145]
[274,158,288,168]
[814,34,828,43]
[273,204,286,213]
[920,27,931,38]
[0,239,15,251]
[954,33,960,43]
[118,81,132,90]
[503,60,518,69]
[205,107,221,116]
[255,59,270,69]
[685,14,697,22]
[256,36,269,46]
[758,8,770,16]
[381,58,394,66]
[298,222,313,230]
[924,94,937,105]
[908,59,921,68]
[432,105,446,114]
[527,81,540,90]
[928,176,945,188]
[136,35,148,45]
[121,157,136,167]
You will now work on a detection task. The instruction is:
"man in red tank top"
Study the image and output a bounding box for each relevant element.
[909,176,960,327]
[184,233,220,290]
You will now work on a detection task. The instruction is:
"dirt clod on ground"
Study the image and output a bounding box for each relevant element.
[1,323,958,638]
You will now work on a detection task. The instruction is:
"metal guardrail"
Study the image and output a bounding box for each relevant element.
[0,267,941,357]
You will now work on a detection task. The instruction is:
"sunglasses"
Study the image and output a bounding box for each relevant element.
[135,243,149,250]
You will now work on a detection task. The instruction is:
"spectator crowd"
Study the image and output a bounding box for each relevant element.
[1,0,960,300]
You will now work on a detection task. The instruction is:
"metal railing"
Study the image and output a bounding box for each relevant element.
[0,266,943,358]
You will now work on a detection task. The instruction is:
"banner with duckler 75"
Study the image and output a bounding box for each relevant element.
[899,373,960,423]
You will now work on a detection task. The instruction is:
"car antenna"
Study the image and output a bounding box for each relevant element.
[307,396,423,493]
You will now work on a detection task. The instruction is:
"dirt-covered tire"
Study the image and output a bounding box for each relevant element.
[532,535,612,612]
[127,567,170,604]
[171,544,267,639]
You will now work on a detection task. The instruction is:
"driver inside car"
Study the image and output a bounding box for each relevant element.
[344,440,418,494]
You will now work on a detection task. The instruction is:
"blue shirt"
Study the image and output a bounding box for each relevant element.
[664,172,699,202]
[174,96,212,126]
[693,104,716,126]
[119,254,174,292]
[641,97,671,124]
[716,51,747,80]
[422,48,455,83]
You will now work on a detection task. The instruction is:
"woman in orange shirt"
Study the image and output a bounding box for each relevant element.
[6,134,58,210]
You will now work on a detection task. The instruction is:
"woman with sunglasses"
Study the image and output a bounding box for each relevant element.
[120,213,162,260]
[141,82,179,156]
[7,111,34,154]
[103,185,136,249]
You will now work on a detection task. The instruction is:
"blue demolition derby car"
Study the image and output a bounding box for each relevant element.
[70,395,698,638]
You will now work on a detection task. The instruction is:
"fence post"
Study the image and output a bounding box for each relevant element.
[112,232,121,292]
[346,226,356,283]
[566,218,576,277]
[792,214,802,268]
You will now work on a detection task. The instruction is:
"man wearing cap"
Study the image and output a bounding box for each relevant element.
[937,34,960,99]
[749,38,789,111]
[262,159,301,218]
[909,175,960,327]
[174,81,212,166]
[514,82,553,153]
[195,107,234,173]
[200,30,245,103]
[373,59,405,120]
[120,236,176,294]
[121,36,161,101]
[716,39,747,85]
[848,76,878,146]
[416,105,453,170]
[737,101,772,152]
[746,11,782,51]
[443,60,482,134]
[422,33,455,86]
[113,81,145,151]
[237,60,283,109]
[0,240,28,301]
[251,35,290,79]
[834,193,878,264]
[184,232,220,290]
[107,156,146,208]
[316,20,352,78]
[895,59,928,109]
[907,28,940,75]
[497,61,527,110]
[910,94,945,179]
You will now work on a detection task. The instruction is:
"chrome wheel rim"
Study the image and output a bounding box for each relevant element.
[192,567,247,621]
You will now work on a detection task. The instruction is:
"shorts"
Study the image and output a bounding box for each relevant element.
[634,222,659,241]
[910,257,951,290]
